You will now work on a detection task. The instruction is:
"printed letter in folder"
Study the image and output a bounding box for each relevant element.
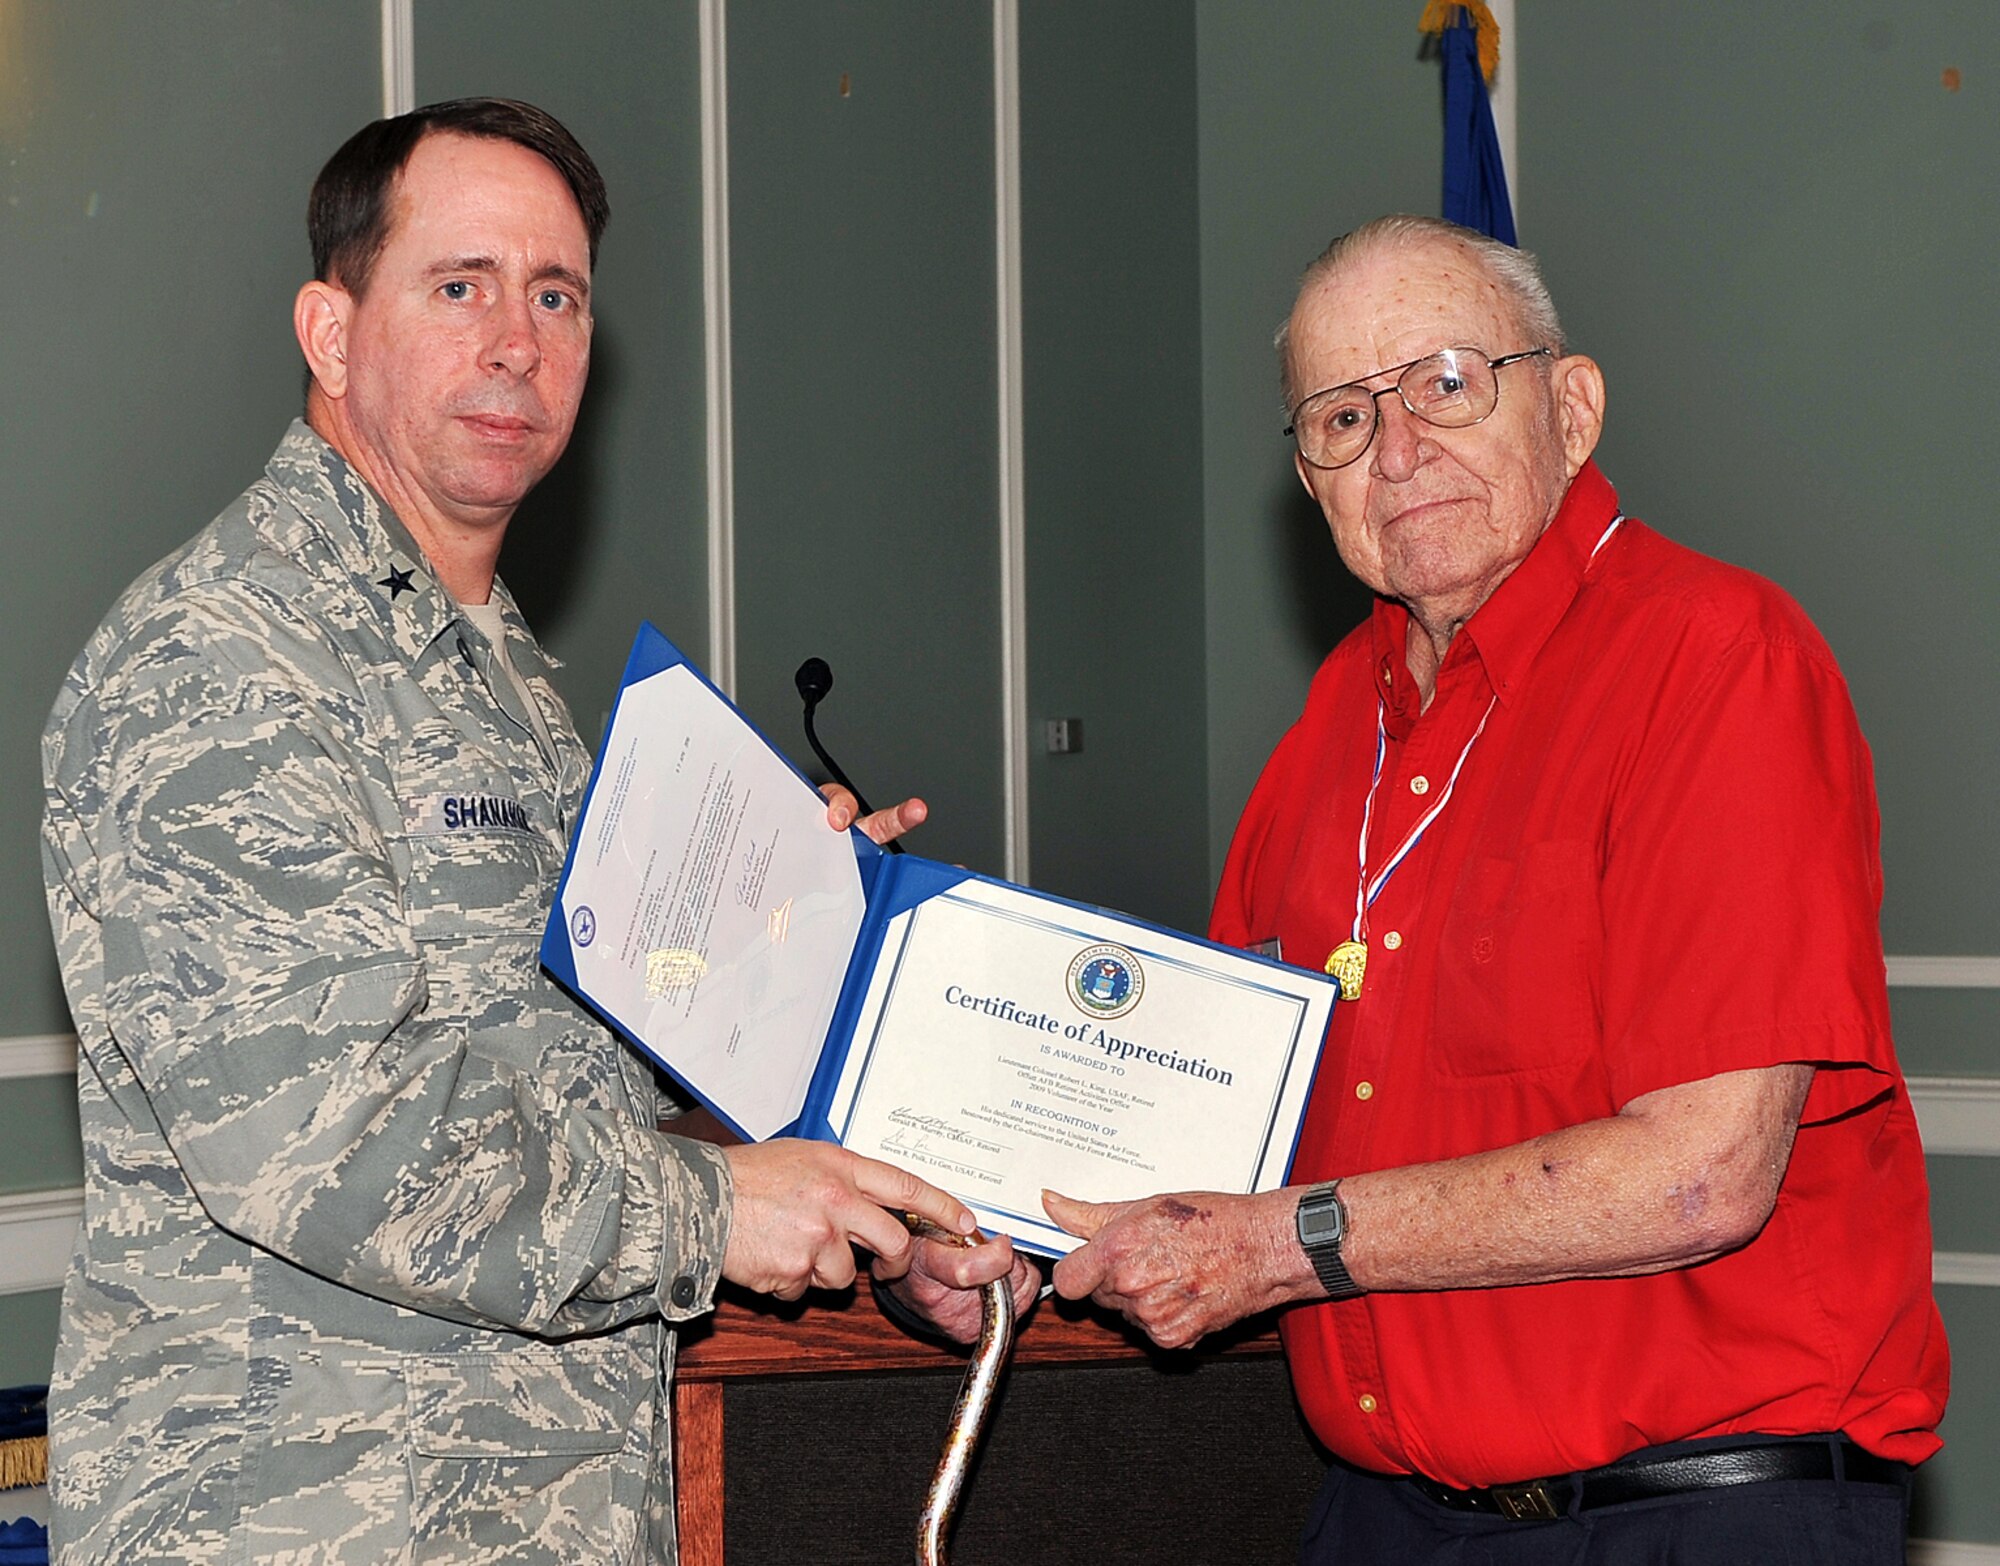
[542,625,1335,1255]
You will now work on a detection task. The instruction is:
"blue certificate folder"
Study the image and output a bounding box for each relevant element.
[541,623,1336,1256]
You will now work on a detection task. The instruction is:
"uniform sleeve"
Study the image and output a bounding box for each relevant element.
[1599,628,1895,1120]
[50,584,730,1336]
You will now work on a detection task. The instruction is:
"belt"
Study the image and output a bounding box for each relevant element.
[1408,1438,1908,1523]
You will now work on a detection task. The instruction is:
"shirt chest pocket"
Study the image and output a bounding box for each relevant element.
[401,809,559,939]
[1432,838,1602,1079]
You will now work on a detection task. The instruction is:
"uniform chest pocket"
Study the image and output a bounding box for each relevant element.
[1432,838,1602,1079]
[404,823,558,938]
[403,1335,652,1563]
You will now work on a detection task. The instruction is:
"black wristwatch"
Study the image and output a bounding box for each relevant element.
[1295,1181,1364,1301]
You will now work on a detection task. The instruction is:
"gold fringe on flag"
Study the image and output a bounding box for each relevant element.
[1419,0,1501,84]
[0,1433,47,1491]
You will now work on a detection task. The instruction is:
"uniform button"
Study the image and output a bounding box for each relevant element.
[1358,1393,1379,1414]
[1409,775,1430,796]
[1355,1081,1374,1101]
[670,1275,698,1309]
[1382,930,1403,951]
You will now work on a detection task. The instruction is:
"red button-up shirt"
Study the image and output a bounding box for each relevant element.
[1212,461,1947,1485]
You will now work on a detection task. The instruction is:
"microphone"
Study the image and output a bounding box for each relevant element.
[795,656,904,854]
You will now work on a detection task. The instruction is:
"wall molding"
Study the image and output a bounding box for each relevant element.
[1908,1077,2000,1158]
[1934,1252,2000,1289]
[1911,1543,2000,1566]
[0,1035,75,1082]
[992,0,1029,885]
[698,0,738,698]
[378,0,414,119]
[1888,956,2000,988]
[0,1187,80,1297]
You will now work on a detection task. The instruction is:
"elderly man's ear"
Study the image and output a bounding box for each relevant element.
[295,281,352,400]
[1553,354,1607,479]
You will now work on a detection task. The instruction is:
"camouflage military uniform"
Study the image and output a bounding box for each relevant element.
[41,422,731,1564]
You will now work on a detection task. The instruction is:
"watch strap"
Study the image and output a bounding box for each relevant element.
[1309,1241,1363,1301]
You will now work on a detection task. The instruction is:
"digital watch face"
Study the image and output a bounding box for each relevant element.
[1298,1189,1346,1247]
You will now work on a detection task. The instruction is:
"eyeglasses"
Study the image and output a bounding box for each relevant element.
[1286,346,1553,470]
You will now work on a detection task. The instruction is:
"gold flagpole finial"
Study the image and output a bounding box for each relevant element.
[1418,0,1501,84]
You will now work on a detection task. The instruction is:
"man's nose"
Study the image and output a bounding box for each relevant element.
[1370,394,1431,481]
[483,294,542,377]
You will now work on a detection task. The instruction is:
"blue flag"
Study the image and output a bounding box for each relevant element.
[1438,7,1516,244]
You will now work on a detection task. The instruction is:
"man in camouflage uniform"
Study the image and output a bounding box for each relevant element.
[40,99,1030,1564]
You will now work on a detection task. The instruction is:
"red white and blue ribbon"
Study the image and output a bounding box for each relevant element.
[1347,513,1625,945]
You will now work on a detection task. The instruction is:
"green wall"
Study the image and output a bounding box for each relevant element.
[1520,1,1998,963]
[0,0,379,1046]
[726,2,1005,876]
[1020,0,1210,934]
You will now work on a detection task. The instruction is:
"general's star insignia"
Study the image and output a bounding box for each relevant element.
[377,565,418,601]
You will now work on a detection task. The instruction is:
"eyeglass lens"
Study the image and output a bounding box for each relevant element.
[1293,348,1500,469]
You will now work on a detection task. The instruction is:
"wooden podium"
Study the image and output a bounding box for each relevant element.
[673,1277,1329,1566]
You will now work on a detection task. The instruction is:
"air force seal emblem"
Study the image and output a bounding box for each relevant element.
[1067,943,1144,1020]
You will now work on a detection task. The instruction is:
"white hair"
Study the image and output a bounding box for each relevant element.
[1275,214,1567,414]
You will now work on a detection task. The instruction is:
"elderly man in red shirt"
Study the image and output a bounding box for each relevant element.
[1043,214,1947,1564]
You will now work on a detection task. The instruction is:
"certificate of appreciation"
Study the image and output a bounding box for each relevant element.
[543,625,1336,1256]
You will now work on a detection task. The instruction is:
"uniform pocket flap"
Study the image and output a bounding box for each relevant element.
[404,1340,639,1459]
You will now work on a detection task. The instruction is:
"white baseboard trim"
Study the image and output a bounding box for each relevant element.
[0,1035,76,1082]
[0,1187,79,1297]
[1909,1077,2000,1157]
[1911,1541,2000,1566]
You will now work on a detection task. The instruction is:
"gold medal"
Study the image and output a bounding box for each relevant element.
[1325,939,1368,1002]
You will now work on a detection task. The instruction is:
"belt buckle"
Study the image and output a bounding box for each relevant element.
[1491,1480,1561,1522]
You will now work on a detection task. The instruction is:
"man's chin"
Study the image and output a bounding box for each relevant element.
[1378,550,1494,609]
[439,453,561,515]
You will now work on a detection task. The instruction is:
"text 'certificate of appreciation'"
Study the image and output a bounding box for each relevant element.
[826,880,1326,1255]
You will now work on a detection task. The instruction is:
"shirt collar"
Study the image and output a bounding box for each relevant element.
[265,419,460,665]
[1369,459,1623,722]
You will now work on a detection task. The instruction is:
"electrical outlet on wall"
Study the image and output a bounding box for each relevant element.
[1044,718,1083,755]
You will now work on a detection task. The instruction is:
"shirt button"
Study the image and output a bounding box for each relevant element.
[1358,1393,1379,1414]
[1355,1081,1374,1101]
[1409,775,1430,796]
[669,1275,698,1309]
[1382,931,1403,951]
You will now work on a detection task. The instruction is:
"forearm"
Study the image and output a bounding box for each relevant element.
[1337,1064,1813,1292]
[145,959,730,1333]
[1049,1065,1812,1347]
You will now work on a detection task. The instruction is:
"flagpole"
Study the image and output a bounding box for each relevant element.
[1488,0,1517,225]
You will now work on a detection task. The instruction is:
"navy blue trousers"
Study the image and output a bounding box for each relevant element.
[1298,1437,1912,1566]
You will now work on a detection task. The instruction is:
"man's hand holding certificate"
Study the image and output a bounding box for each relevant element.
[543,626,1336,1257]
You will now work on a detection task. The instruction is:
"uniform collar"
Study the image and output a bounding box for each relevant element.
[265,419,460,666]
[1369,459,1623,725]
